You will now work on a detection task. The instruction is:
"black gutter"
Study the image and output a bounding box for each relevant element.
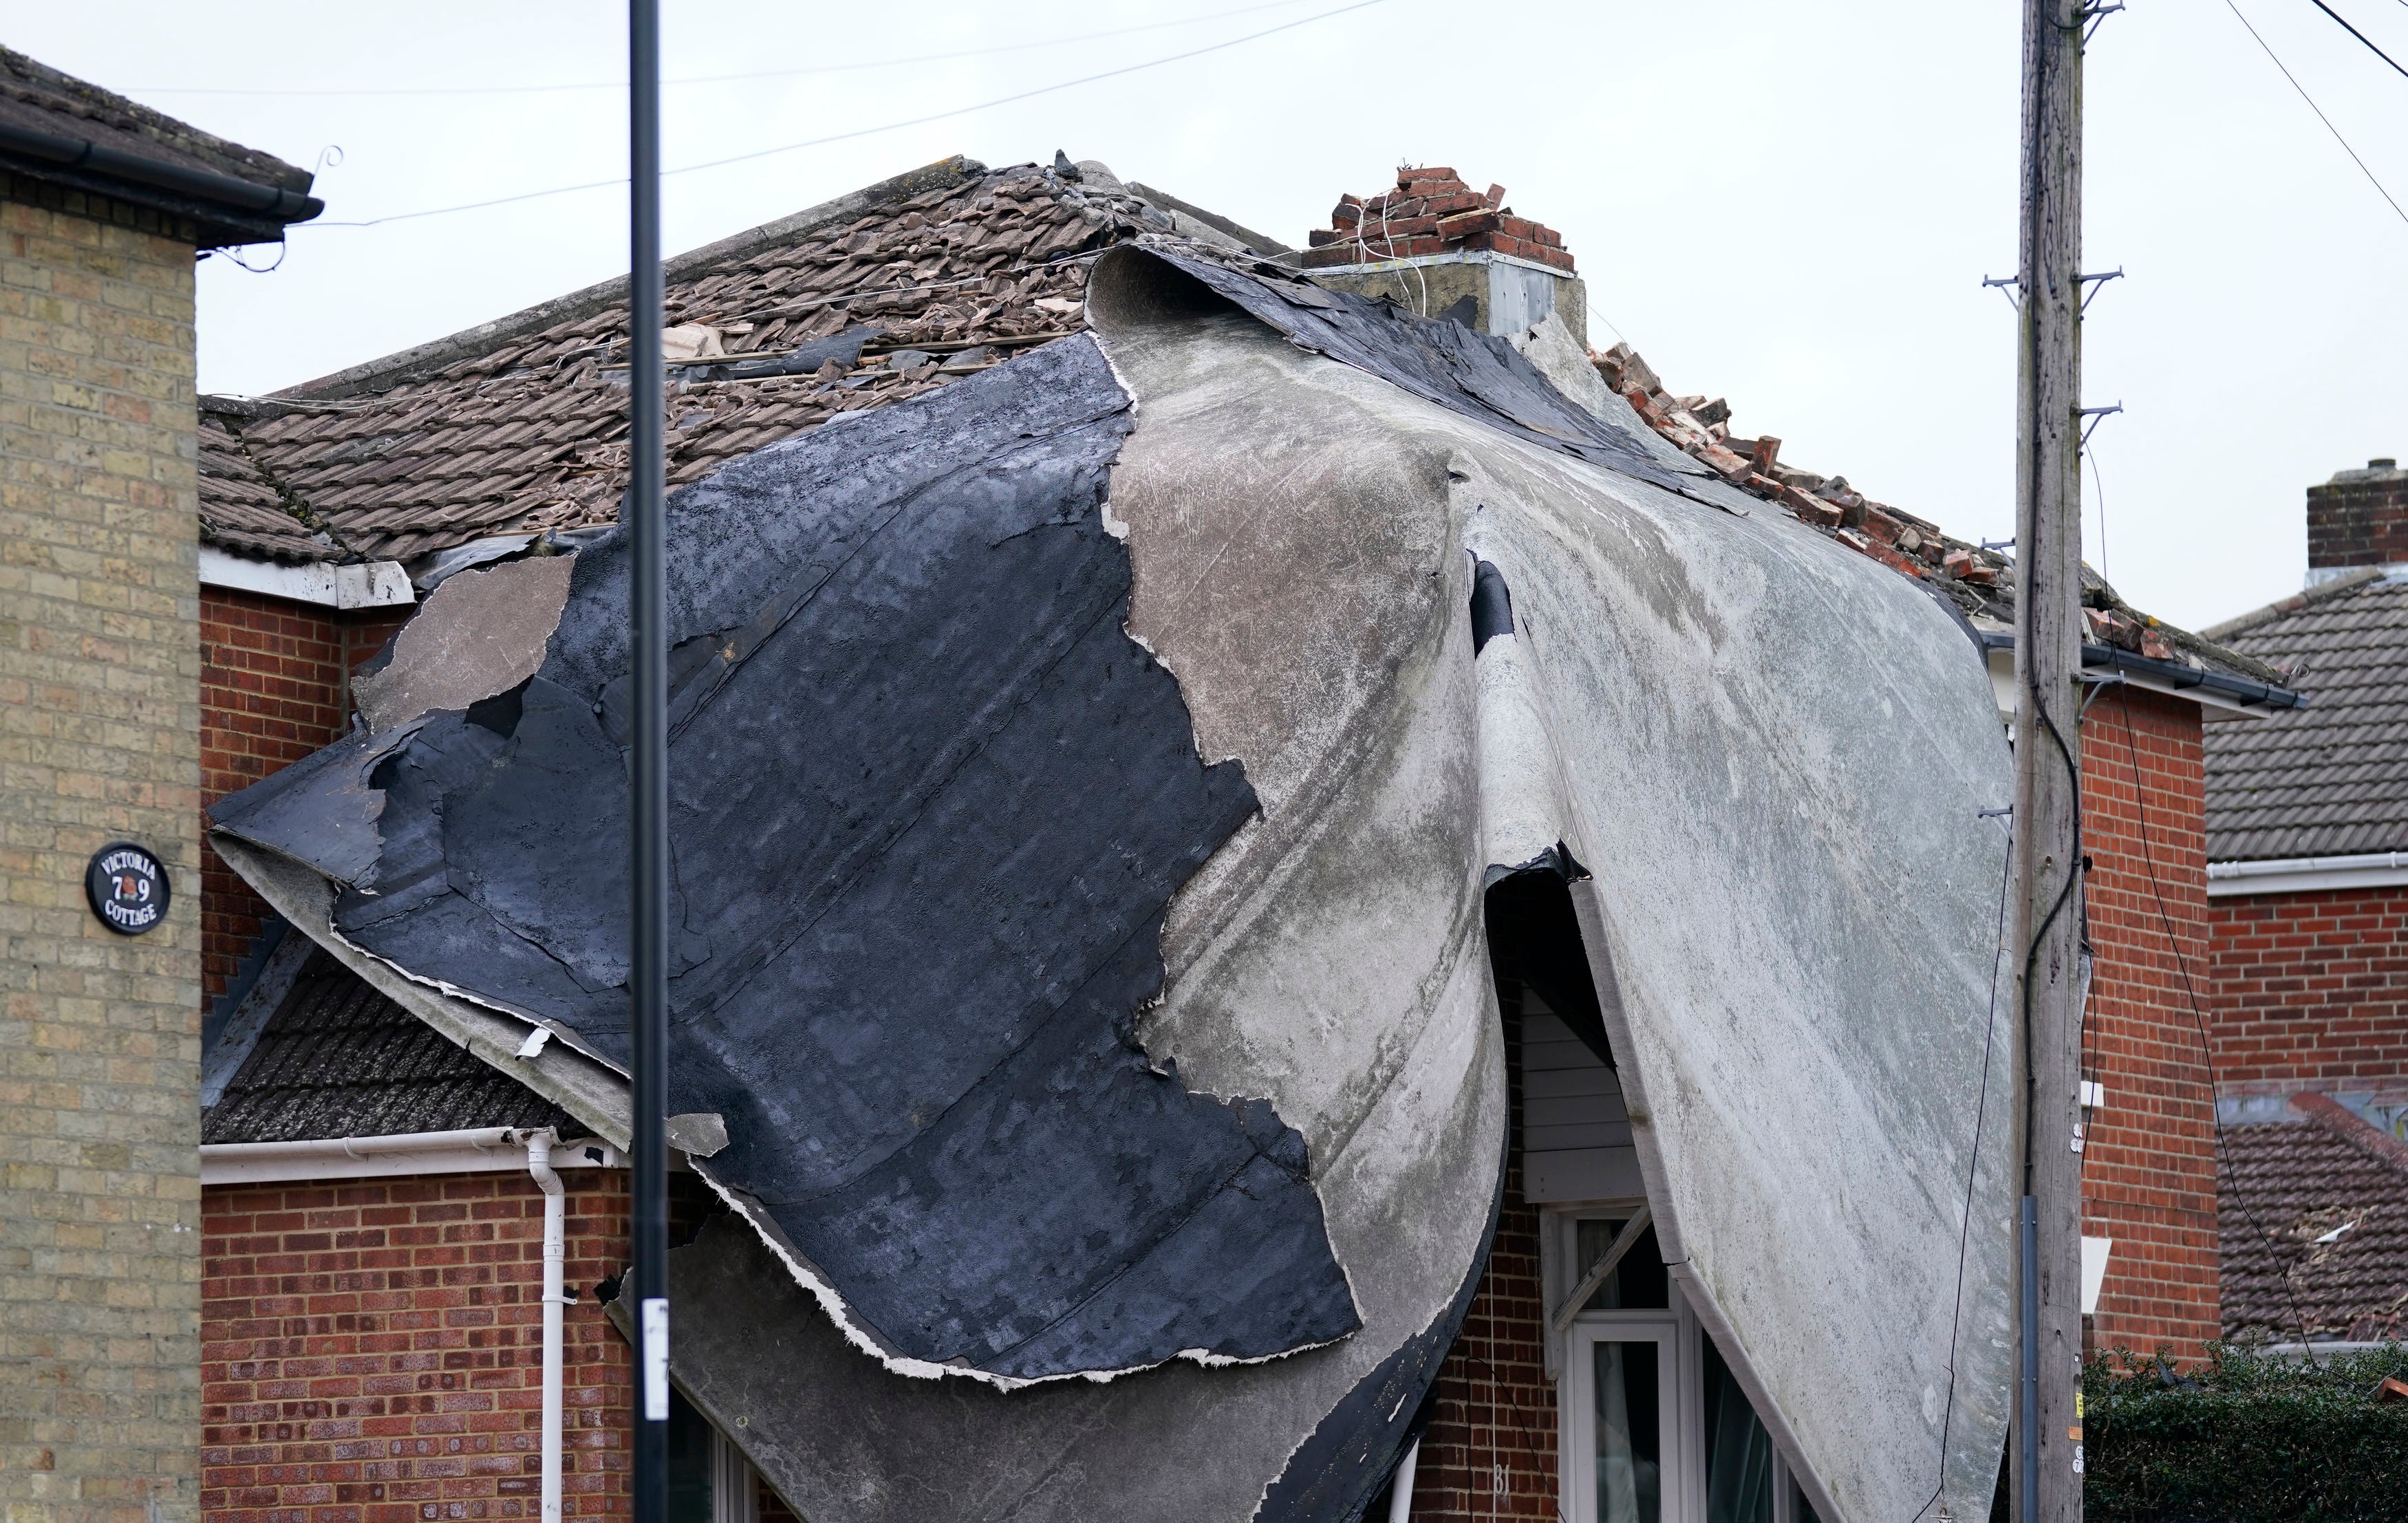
[0,118,321,224]
[1978,630,2306,711]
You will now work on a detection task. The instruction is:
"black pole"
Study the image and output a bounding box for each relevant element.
[627,5,669,1523]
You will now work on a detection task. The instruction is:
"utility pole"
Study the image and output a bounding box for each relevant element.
[627,6,671,1523]
[2010,2,2086,1522]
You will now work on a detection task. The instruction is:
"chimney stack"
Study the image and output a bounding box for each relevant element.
[2306,458,2408,585]
[1300,166,1587,345]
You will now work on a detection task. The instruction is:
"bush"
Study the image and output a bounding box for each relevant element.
[2084,1343,2408,1522]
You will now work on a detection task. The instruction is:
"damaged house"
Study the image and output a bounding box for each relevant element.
[191,158,2299,1523]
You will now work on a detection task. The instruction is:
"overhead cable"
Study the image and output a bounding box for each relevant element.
[304,0,1385,228]
[2306,0,2408,82]
[2223,0,2408,228]
[127,0,1327,97]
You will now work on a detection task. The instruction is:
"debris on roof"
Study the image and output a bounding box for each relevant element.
[197,400,342,563]
[1302,166,1573,272]
[198,160,1170,564]
[2221,1094,2408,1343]
[203,946,575,1144]
[2204,570,2408,860]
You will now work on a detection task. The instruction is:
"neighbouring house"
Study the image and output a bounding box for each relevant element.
[187,157,2297,1523]
[0,45,321,1523]
[2200,456,2408,1346]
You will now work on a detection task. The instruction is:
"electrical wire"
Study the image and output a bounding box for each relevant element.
[302,0,1384,228]
[2106,687,2321,1354]
[2223,0,2408,227]
[2306,0,2408,83]
[125,0,1326,96]
[1911,808,2015,1523]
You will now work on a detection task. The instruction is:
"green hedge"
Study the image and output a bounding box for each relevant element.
[2084,1343,2408,1522]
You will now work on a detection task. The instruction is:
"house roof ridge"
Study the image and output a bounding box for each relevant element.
[275,153,989,403]
[2198,566,2385,644]
[2292,1092,2408,1181]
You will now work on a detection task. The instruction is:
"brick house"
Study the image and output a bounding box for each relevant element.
[186,158,2301,1523]
[0,46,321,1523]
[2200,458,2408,1345]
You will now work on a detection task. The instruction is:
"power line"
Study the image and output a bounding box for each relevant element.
[2223,0,2408,227]
[304,0,1384,228]
[127,0,1324,97]
[2307,0,2408,83]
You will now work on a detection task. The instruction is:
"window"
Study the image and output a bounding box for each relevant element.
[667,1390,760,1523]
[1553,1212,1820,1523]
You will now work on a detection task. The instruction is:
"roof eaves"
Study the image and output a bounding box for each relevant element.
[279,153,989,403]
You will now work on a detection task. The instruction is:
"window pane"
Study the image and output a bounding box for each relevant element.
[1593,1340,1662,1523]
[1701,1337,1776,1523]
[1574,1219,1668,1310]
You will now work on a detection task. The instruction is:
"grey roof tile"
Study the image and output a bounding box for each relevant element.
[2206,577,2408,860]
[202,948,572,1144]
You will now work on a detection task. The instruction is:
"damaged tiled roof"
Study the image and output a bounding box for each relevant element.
[203,947,574,1144]
[197,401,339,563]
[2220,1094,2408,1343]
[2202,570,2408,861]
[201,155,1244,564]
[1575,335,2290,692]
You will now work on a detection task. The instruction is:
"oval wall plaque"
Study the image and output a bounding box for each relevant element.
[86,842,169,936]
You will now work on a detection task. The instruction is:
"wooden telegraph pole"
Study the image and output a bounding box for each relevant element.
[2010,1,2087,1521]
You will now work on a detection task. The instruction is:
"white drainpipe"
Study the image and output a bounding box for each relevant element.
[1387,1436,1419,1523]
[526,1131,567,1523]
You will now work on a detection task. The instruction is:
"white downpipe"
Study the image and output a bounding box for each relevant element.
[1387,1436,1419,1523]
[526,1132,566,1523]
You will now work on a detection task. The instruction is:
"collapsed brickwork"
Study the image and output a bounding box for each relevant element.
[1302,166,1575,274]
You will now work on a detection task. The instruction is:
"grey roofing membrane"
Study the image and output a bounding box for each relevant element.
[211,241,2017,1522]
[2206,575,2408,861]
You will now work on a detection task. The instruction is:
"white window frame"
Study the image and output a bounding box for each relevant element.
[1551,1208,1814,1523]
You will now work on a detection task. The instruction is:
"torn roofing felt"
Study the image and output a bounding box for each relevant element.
[211,334,1359,1383]
[1136,247,1695,497]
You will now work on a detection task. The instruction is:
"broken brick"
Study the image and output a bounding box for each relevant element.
[1780,486,1843,528]
[1749,436,1782,475]
[1483,183,1507,209]
[1699,443,1753,482]
[1436,210,1500,241]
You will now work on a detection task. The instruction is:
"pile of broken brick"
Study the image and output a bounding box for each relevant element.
[1589,340,2180,660]
[1302,168,1576,274]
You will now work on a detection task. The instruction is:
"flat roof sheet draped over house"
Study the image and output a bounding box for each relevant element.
[213,241,2015,1523]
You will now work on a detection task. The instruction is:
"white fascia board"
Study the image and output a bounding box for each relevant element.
[1984,647,2274,724]
[2206,852,2408,898]
[200,545,416,610]
[201,1127,625,1185]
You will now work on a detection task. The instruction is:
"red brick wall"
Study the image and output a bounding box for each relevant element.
[2208,885,2408,1095]
[202,1171,634,1523]
[200,586,411,1005]
[2076,687,2220,1359]
[1408,986,1558,1520]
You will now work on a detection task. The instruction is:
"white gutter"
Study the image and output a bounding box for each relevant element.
[2206,851,2408,898]
[527,1132,568,1523]
[200,1126,625,1184]
[200,543,416,609]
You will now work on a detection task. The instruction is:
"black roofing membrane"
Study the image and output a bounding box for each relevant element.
[210,336,1357,1382]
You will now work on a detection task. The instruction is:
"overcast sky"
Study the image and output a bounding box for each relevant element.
[20,1,2408,629]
